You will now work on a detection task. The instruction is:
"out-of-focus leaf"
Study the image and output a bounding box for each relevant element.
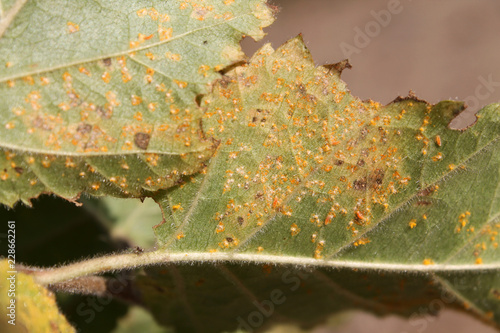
[111,306,171,333]
[82,196,163,248]
[0,259,75,332]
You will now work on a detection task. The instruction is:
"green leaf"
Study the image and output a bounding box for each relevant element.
[137,265,499,333]
[0,0,274,206]
[144,36,500,331]
[0,260,76,333]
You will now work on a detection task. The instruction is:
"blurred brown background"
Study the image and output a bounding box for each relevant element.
[242,0,500,128]
[242,1,499,332]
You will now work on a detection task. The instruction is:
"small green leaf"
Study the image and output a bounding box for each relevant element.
[0,0,274,206]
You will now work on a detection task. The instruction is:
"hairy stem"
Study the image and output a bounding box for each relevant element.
[27,250,500,286]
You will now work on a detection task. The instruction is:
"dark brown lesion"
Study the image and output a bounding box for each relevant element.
[418,185,438,197]
[96,105,113,119]
[353,178,367,191]
[237,216,244,225]
[296,83,317,103]
[218,75,232,88]
[414,200,432,206]
[369,169,385,188]
[102,58,112,67]
[134,132,151,150]
[353,169,384,192]
[248,108,270,125]
[77,123,92,134]
[32,116,53,131]
[359,127,368,140]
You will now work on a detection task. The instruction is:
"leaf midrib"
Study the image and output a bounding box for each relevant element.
[0,13,250,83]
[0,0,28,39]
[0,141,210,156]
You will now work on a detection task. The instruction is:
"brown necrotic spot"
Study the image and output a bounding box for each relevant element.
[195,94,203,107]
[418,185,437,196]
[369,169,385,187]
[175,178,186,186]
[14,167,24,174]
[32,116,52,131]
[334,159,344,166]
[237,216,244,225]
[357,159,365,167]
[353,178,367,191]
[102,58,112,66]
[219,75,231,88]
[226,237,234,243]
[134,132,150,150]
[96,106,112,119]
[359,127,368,139]
[297,83,307,96]
[77,123,92,134]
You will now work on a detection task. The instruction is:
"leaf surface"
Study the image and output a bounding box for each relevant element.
[143,36,500,331]
[0,0,274,206]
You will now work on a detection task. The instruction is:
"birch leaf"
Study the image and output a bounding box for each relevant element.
[142,36,500,332]
[0,0,274,206]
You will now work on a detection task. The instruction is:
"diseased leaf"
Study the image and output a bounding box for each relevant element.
[0,0,274,206]
[0,260,75,333]
[142,36,500,331]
